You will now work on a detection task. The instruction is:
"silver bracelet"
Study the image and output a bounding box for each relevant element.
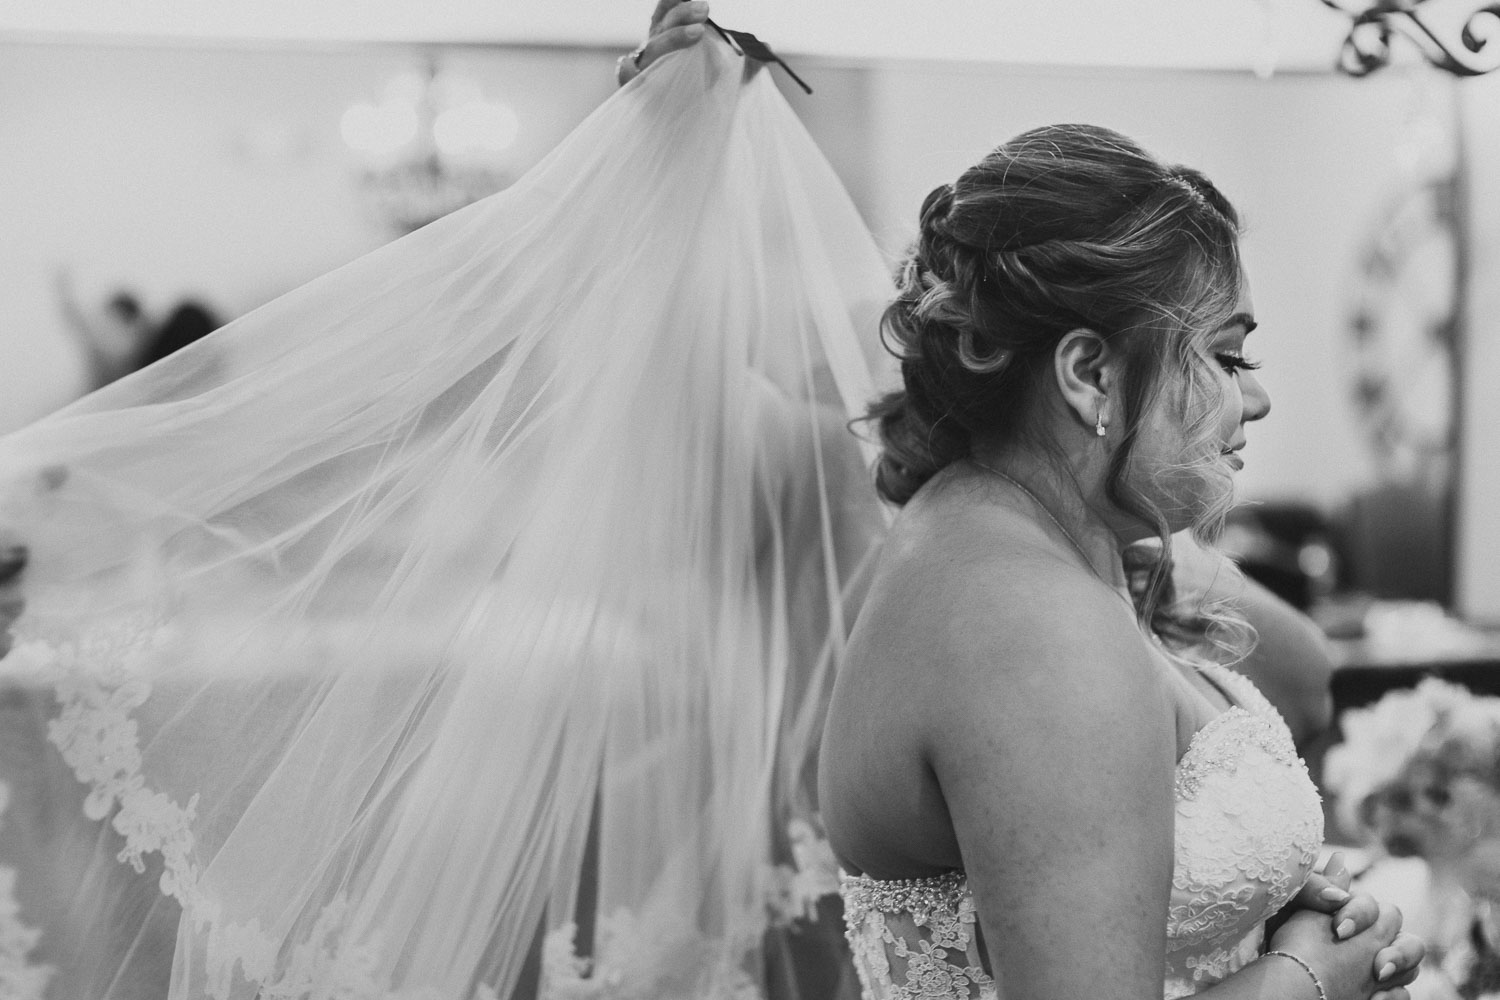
[1263,950,1329,1000]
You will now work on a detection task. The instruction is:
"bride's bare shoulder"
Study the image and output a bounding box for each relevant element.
[851,488,1159,700]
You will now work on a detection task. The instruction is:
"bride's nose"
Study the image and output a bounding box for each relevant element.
[1241,369,1270,423]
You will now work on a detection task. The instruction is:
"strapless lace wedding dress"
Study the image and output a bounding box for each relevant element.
[839,663,1324,999]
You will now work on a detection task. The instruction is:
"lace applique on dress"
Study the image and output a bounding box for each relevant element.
[839,664,1323,1000]
[1164,664,1323,997]
[840,871,997,1000]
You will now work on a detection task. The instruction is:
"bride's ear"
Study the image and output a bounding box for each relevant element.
[1053,329,1116,435]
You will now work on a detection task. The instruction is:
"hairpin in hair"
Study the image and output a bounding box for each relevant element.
[706,19,813,94]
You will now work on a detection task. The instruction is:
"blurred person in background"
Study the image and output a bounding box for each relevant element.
[55,268,222,391]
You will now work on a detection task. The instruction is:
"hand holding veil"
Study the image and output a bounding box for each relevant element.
[0,36,893,1000]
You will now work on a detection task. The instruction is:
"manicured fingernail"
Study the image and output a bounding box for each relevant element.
[1379,961,1396,981]
[1320,887,1350,902]
[1337,918,1355,939]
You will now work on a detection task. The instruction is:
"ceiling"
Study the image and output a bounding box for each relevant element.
[1,0,1361,73]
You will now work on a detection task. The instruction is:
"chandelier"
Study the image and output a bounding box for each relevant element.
[1320,0,1500,75]
[341,58,519,233]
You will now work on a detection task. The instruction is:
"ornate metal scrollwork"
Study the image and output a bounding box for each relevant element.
[1320,0,1500,76]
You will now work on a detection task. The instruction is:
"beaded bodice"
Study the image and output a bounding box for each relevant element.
[838,664,1324,1000]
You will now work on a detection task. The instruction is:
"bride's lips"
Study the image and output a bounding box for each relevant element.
[1221,444,1245,470]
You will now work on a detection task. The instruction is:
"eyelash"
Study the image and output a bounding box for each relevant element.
[1215,353,1261,375]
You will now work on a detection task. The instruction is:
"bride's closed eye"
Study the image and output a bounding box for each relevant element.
[1216,353,1261,375]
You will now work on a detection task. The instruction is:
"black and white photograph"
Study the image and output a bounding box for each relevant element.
[1,2,1499,997]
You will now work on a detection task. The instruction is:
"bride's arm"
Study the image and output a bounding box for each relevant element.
[925,571,1404,999]
[1233,575,1334,745]
[923,570,1177,996]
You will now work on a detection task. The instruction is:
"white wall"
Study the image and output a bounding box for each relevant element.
[1457,73,1500,623]
[0,0,1353,73]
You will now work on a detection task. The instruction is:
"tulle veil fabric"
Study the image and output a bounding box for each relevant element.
[0,37,894,1000]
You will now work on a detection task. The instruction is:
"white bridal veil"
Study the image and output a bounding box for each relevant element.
[0,36,894,1000]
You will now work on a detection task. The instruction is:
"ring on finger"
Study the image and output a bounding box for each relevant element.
[629,43,647,68]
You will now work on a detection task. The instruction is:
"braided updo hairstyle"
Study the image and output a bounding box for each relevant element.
[869,123,1246,634]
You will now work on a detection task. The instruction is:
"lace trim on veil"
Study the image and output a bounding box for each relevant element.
[538,917,764,1000]
[0,778,54,1000]
[538,819,841,1000]
[7,622,847,1000]
[6,623,501,1000]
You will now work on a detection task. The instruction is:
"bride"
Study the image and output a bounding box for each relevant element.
[0,5,1423,999]
[629,6,1427,1000]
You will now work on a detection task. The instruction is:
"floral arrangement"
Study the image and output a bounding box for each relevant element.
[1327,679,1500,857]
[1325,678,1500,999]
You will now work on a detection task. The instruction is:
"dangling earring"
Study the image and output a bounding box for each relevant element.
[1095,409,1107,437]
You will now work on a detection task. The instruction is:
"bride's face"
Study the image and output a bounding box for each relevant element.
[1122,280,1270,536]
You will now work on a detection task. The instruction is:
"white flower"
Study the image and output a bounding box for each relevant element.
[1325,678,1500,836]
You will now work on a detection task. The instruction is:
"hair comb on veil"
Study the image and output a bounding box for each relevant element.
[705,19,813,94]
